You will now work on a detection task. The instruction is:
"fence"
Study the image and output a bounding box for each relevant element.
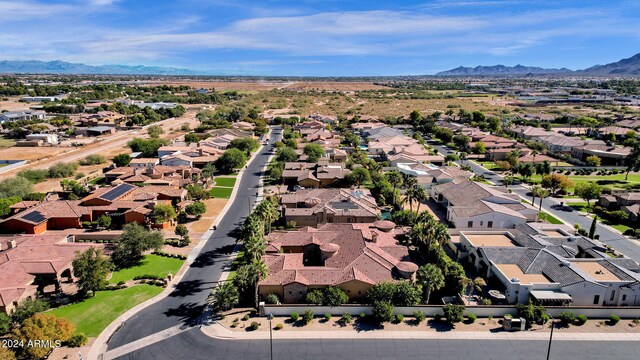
[262,304,640,319]
[0,160,27,174]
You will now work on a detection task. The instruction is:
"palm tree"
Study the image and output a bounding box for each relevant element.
[432,223,450,259]
[202,163,216,186]
[405,186,418,215]
[244,236,265,262]
[250,259,269,307]
[386,170,404,207]
[413,186,428,218]
[459,276,472,297]
[410,222,429,259]
[208,282,239,311]
[538,189,549,212]
[530,185,542,206]
[416,264,445,304]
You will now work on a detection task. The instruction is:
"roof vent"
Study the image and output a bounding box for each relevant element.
[511,277,520,283]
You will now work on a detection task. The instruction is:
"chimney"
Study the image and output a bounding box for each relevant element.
[299,164,305,170]
[8,240,17,249]
[371,231,378,243]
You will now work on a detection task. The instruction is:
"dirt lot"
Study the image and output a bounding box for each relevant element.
[282,82,387,91]
[0,110,200,180]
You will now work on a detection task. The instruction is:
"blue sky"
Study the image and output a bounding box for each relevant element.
[2,0,640,75]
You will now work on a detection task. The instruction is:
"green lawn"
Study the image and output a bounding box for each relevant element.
[567,201,592,212]
[109,254,184,284]
[214,177,237,187]
[526,173,640,194]
[48,285,162,337]
[226,250,246,282]
[0,138,16,148]
[539,212,564,225]
[566,202,632,233]
[209,187,233,199]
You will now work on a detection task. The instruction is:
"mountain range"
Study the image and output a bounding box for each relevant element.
[437,53,640,76]
[0,60,207,76]
[1,53,640,76]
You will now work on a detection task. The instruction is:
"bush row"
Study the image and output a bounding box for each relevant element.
[152,251,187,260]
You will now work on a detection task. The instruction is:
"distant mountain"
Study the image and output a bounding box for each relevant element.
[436,64,573,76]
[0,60,207,75]
[580,53,640,75]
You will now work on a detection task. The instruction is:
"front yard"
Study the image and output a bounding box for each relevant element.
[209,186,234,199]
[48,285,163,337]
[108,254,184,284]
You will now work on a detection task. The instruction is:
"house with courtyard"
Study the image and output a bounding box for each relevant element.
[281,161,350,188]
[258,221,416,303]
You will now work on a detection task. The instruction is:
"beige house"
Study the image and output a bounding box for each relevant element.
[281,188,380,227]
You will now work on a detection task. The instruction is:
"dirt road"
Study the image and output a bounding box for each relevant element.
[0,110,200,180]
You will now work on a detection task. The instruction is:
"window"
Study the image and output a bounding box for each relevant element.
[468,221,473,228]
[610,290,616,301]
[488,221,493,228]
[593,295,600,305]
[622,294,627,301]
[289,291,293,295]
[480,221,483,226]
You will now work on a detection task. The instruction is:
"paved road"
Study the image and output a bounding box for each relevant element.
[107,126,283,350]
[115,327,640,360]
[428,139,640,261]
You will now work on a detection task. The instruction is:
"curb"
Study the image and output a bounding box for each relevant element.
[87,133,271,360]
[199,322,640,341]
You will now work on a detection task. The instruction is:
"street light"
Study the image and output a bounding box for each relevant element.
[267,313,274,360]
[546,314,555,360]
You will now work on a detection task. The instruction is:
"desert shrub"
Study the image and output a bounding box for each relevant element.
[265,293,279,305]
[434,314,442,322]
[443,304,465,324]
[609,314,620,325]
[340,313,353,325]
[371,301,394,324]
[250,321,260,330]
[576,315,588,326]
[324,313,332,322]
[394,314,404,324]
[67,333,88,347]
[413,310,426,324]
[303,310,314,324]
[274,323,283,330]
[290,312,299,322]
[242,314,250,321]
[467,313,477,324]
[558,311,576,325]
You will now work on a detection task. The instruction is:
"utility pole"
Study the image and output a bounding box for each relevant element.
[546,314,555,360]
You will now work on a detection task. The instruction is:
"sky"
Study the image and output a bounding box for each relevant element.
[1,0,640,76]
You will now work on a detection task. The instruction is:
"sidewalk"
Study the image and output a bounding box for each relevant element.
[201,322,640,342]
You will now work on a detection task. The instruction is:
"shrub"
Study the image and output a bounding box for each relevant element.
[371,301,394,324]
[79,154,106,166]
[394,314,404,324]
[265,293,279,305]
[558,311,577,325]
[324,313,332,322]
[467,313,477,324]
[242,314,250,321]
[340,313,353,325]
[480,299,492,305]
[67,333,88,347]
[434,314,442,322]
[576,315,588,326]
[117,281,125,286]
[250,321,260,330]
[290,312,300,322]
[303,310,314,324]
[609,314,620,325]
[443,304,465,324]
[359,312,366,319]
[413,310,426,324]
[274,323,283,330]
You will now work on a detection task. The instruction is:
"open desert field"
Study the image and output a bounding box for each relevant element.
[281,81,388,91]
[146,80,387,92]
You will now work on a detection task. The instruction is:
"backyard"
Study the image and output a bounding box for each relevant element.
[108,254,184,284]
[48,285,163,337]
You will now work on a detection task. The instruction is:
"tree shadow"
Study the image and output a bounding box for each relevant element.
[169,279,206,298]
[426,319,454,332]
[164,302,207,327]
[190,249,225,268]
[215,244,236,255]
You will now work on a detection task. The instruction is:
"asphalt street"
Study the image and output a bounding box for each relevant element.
[115,327,640,360]
[428,139,640,262]
[107,127,283,350]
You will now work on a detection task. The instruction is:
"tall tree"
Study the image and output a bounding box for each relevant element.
[626,143,640,180]
[72,248,112,297]
[417,264,444,304]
